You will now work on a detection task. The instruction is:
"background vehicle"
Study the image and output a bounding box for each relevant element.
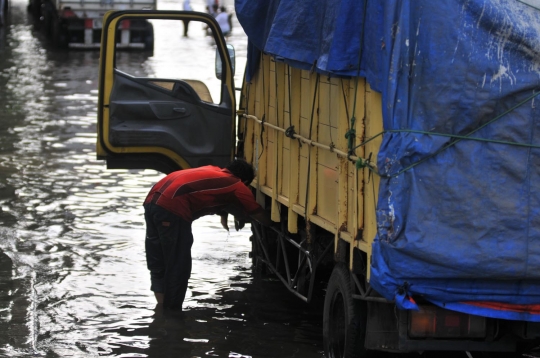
[28,0,155,49]
[1,0,7,25]
[96,2,540,357]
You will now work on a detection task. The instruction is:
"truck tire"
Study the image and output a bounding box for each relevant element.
[323,264,369,358]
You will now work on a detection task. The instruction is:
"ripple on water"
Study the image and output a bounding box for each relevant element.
[0,1,325,356]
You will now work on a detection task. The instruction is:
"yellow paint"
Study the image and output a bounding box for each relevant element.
[240,53,384,278]
[287,67,301,234]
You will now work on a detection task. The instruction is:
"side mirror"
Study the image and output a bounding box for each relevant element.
[215,44,235,80]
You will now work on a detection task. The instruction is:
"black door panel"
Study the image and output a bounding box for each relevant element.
[108,70,233,168]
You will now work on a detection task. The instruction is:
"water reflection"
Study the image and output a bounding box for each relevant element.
[0,0,325,357]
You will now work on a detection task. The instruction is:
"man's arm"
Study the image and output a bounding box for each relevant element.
[250,210,272,227]
[232,210,271,231]
[219,210,271,231]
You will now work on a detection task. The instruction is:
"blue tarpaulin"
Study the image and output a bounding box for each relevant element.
[235,0,540,321]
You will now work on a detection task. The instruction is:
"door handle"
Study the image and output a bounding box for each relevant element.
[173,107,186,114]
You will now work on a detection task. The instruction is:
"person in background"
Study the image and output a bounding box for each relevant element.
[215,6,231,37]
[206,0,218,17]
[182,0,193,37]
[143,159,272,311]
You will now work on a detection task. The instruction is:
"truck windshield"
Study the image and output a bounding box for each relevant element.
[114,18,226,105]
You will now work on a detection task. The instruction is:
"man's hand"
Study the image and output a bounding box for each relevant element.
[220,213,229,231]
[234,218,246,231]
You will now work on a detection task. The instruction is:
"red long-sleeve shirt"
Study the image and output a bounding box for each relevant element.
[143,165,264,222]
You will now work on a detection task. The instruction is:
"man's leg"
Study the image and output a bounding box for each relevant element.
[154,292,164,304]
[145,203,193,310]
[160,213,193,310]
[144,204,166,303]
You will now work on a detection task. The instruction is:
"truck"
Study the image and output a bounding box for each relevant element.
[28,0,154,49]
[96,1,540,357]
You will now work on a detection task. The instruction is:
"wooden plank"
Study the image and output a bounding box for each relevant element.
[317,77,338,225]
[307,72,319,227]
[254,55,268,207]
[287,65,301,233]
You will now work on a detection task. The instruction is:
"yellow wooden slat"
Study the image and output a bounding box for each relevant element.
[317,77,338,227]
[254,55,269,207]
[287,66,301,233]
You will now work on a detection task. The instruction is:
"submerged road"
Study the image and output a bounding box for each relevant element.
[0,0,325,356]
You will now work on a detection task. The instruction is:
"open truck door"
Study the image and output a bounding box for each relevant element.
[96,10,236,174]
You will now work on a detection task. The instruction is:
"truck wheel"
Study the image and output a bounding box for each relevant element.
[323,264,368,358]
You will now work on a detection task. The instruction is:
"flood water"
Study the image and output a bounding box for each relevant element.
[0,0,326,357]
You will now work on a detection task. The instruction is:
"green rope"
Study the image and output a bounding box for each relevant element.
[355,157,368,169]
[386,129,540,149]
[393,88,540,177]
[345,127,356,154]
[349,88,540,177]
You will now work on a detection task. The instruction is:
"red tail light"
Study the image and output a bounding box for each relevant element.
[61,8,77,18]
[409,306,486,338]
[121,20,130,30]
[84,19,93,29]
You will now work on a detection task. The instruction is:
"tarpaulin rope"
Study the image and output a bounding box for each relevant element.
[392,88,540,177]
[351,88,540,177]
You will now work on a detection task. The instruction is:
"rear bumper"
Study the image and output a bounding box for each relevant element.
[366,300,540,353]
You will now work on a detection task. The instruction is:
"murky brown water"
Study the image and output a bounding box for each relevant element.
[0,0,326,357]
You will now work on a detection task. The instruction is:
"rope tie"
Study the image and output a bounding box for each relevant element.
[258,114,266,159]
[285,125,296,138]
[345,127,356,155]
[329,142,336,152]
[355,152,373,170]
[345,128,356,139]
[355,157,367,169]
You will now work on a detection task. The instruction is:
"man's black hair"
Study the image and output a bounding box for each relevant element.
[226,159,255,185]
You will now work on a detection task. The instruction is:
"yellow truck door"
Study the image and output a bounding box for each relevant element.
[96,10,236,174]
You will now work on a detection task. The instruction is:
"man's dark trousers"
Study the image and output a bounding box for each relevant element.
[144,203,194,310]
